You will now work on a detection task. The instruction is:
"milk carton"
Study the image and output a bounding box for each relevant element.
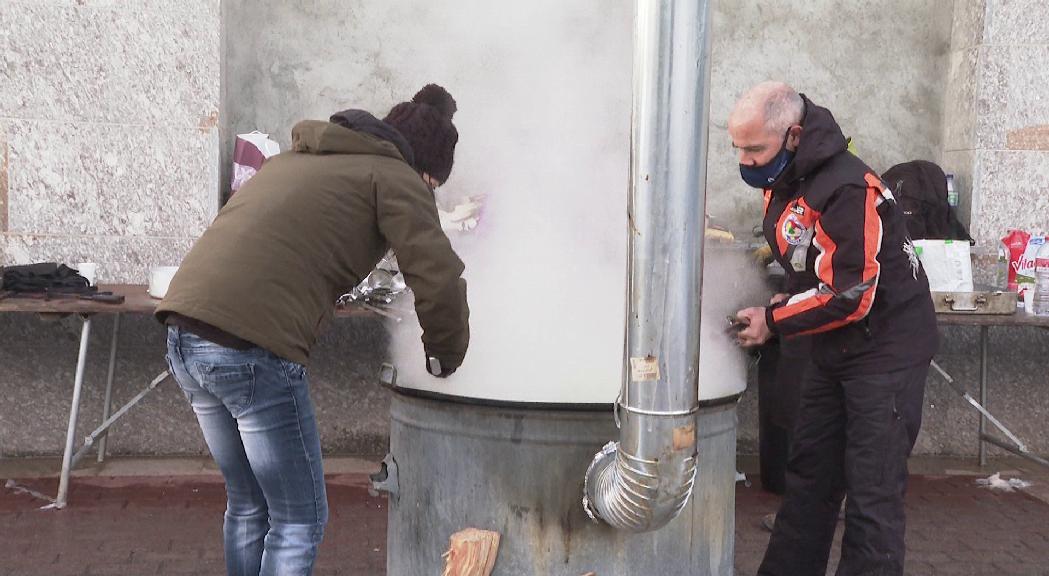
[1016,235,1046,300]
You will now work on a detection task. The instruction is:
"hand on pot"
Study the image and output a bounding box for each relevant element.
[735,307,772,348]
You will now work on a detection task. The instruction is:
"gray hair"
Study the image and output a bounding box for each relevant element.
[762,85,804,134]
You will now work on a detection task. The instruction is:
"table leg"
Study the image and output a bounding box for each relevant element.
[97,314,121,463]
[932,357,1043,469]
[979,325,988,467]
[56,316,92,509]
[70,370,171,470]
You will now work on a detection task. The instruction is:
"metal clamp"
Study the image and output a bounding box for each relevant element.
[369,453,399,500]
[378,363,398,387]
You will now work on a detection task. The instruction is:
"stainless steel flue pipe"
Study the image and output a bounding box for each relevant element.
[583,0,713,532]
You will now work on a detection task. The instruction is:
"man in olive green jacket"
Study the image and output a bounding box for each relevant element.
[157,84,468,576]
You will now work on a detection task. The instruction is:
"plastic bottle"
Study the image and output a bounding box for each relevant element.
[997,241,1010,291]
[1033,239,1049,316]
[946,173,958,207]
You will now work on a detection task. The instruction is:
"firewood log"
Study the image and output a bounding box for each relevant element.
[441,528,501,576]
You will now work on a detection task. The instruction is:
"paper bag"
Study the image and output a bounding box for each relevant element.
[913,239,974,292]
[231,131,281,194]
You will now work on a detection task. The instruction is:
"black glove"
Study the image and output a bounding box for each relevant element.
[424,353,460,378]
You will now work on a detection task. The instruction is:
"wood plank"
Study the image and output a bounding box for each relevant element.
[442,528,500,576]
[0,283,377,319]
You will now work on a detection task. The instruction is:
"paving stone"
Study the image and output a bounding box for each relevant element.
[994,562,1049,576]
[734,474,1049,576]
[1,473,1048,575]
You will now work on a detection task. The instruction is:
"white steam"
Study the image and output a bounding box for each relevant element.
[383,0,632,404]
[380,0,760,403]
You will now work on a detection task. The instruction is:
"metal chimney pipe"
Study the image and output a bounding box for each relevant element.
[583,0,713,532]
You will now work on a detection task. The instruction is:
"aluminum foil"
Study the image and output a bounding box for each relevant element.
[337,252,410,315]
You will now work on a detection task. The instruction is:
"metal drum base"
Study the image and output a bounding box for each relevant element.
[385,392,737,576]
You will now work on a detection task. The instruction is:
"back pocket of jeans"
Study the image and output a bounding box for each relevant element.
[195,362,256,417]
[165,355,194,404]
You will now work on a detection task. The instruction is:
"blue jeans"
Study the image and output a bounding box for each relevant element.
[166,326,328,576]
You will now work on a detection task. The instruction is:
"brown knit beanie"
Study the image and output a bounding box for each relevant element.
[383,84,458,184]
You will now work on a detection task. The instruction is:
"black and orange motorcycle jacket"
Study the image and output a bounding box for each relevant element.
[761,95,939,374]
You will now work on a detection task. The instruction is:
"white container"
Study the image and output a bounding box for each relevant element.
[388,246,751,405]
[75,262,97,286]
[148,266,179,299]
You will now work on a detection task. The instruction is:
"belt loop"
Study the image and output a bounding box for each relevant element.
[171,325,186,362]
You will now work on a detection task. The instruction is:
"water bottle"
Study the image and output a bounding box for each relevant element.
[997,242,1010,291]
[946,173,959,208]
[1033,240,1049,316]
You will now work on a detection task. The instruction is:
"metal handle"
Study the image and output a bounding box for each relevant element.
[950,301,979,312]
[944,295,979,312]
[427,356,442,376]
[378,363,398,387]
[368,454,399,500]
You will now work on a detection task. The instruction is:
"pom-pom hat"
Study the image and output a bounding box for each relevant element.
[383,84,459,184]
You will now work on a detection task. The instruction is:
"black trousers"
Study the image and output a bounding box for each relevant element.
[757,361,928,576]
[758,336,812,494]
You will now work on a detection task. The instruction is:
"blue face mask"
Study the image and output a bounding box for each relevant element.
[739,129,794,189]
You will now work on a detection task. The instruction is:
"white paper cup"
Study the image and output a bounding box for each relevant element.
[76,262,98,286]
[1024,289,1035,314]
[148,266,179,299]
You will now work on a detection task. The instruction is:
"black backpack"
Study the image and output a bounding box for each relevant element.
[1,263,92,294]
[881,160,972,242]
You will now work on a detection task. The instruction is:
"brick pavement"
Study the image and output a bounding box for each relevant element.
[735,475,1049,576]
[1,473,1047,575]
[0,475,385,576]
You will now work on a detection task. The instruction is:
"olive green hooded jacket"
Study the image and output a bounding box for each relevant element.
[157,116,469,366]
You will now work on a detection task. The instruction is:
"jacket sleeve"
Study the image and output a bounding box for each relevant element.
[375,173,470,365]
[766,182,883,337]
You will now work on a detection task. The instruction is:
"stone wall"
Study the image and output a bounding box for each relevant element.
[736,324,1049,457]
[0,312,392,458]
[707,0,953,230]
[0,0,224,457]
[0,0,220,282]
[942,0,1049,245]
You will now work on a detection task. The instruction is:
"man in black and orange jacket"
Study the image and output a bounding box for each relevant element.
[730,82,938,576]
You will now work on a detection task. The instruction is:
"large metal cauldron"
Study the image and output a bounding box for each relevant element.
[381,392,737,575]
